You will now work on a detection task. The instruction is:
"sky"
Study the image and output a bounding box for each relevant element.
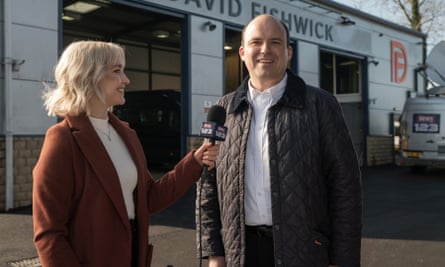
[333,0,445,54]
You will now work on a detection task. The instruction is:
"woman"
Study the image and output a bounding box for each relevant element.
[33,41,218,267]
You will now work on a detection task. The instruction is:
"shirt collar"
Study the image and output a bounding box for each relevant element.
[248,73,287,104]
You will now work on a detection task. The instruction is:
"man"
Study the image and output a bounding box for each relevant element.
[196,14,362,267]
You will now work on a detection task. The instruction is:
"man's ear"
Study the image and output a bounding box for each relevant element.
[287,45,293,60]
[239,46,245,61]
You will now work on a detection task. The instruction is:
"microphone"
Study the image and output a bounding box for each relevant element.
[198,105,226,267]
[200,105,227,145]
[199,105,227,175]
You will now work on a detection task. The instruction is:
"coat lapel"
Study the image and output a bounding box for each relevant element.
[66,114,129,226]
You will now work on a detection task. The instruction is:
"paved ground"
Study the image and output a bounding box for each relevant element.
[1,165,445,266]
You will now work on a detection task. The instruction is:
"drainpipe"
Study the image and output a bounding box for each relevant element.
[3,0,14,210]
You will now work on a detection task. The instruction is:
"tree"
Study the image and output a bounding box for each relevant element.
[392,0,445,63]
[394,0,444,33]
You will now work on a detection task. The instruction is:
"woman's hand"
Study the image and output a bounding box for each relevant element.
[193,141,220,170]
[208,256,226,267]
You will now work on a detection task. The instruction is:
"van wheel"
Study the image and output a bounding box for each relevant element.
[410,166,426,173]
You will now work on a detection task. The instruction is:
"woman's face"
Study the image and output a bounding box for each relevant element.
[98,59,130,107]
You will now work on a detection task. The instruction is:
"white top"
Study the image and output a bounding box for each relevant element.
[89,116,138,219]
[244,74,287,226]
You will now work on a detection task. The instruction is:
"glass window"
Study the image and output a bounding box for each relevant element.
[320,51,361,95]
[320,52,334,94]
[224,29,245,94]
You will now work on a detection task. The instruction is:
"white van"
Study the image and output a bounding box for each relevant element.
[397,86,445,170]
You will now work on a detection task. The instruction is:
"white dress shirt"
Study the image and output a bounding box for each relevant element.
[244,74,287,226]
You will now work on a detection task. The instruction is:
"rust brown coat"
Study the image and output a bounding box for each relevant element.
[33,113,201,267]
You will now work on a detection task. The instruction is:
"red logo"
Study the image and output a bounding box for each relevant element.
[391,40,408,83]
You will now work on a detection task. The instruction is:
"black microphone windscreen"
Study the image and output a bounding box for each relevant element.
[207,105,226,125]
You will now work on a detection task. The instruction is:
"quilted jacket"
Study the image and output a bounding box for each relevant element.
[196,70,362,267]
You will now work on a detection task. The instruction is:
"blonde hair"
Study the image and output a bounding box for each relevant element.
[43,41,125,117]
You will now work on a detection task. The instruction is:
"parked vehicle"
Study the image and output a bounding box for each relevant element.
[113,90,181,170]
[397,86,445,171]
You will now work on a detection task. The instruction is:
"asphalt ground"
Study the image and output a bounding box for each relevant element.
[1,165,445,267]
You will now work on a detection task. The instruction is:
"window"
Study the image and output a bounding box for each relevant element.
[320,51,361,97]
[224,29,245,94]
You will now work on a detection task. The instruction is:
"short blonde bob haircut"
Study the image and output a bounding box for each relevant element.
[43,41,125,117]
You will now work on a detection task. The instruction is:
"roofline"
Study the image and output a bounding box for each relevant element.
[313,0,427,38]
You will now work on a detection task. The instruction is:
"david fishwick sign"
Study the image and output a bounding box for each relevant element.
[144,0,335,42]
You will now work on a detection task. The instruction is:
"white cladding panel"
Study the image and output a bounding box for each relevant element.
[12,0,58,30]
[6,0,58,135]
[11,24,57,81]
[189,67,223,134]
[0,20,3,72]
[369,83,408,112]
[191,54,223,95]
[368,83,408,135]
[190,17,223,57]
[297,41,319,87]
[11,80,56,134]
[330,27,372,54]
[190,16,224,135]
[369,109,393,136]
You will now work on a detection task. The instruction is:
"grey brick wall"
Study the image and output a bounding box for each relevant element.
[0,137,43,211]
[367,135,395,166]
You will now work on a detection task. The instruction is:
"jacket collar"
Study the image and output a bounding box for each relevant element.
[229,69,306,113]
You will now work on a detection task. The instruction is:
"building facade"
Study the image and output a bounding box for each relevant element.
[0,0,426,210]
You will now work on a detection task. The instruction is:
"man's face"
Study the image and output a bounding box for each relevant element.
[239,15,292,90]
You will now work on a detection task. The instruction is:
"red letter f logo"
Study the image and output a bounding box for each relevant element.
[391,40,408,83]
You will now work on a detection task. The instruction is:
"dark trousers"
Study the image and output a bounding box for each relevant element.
[130,219,138,267]
[245,225,274,267]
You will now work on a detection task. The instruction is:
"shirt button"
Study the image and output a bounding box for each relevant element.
[274,225,280,231]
